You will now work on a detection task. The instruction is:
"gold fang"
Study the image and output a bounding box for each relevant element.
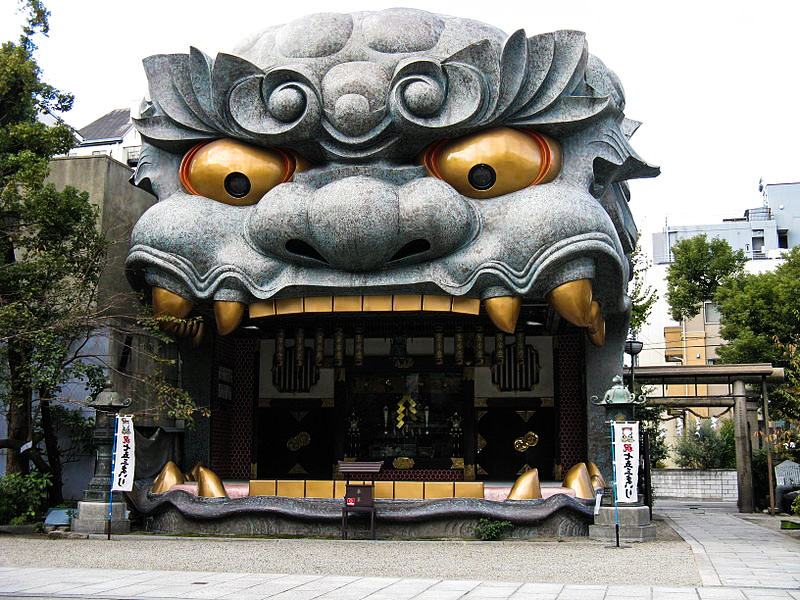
[587,301,606,347]
[197,466,228,498]
[484,296,522,333]
[507,467,542,500]
[152,287,193,319]
[587,461,606,488]
[214,301,246,336]
[152,461,185,494]
[546,279,593,327]
[562,462,595,499]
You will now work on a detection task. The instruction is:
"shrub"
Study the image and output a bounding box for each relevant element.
[673,419,736,469]
[719,418,737,468]
[792,495,800,516]
[474,518,513,540]
[0,472,52,525]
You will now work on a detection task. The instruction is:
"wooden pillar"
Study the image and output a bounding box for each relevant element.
[762,377,776,515]
[733,379,754,513]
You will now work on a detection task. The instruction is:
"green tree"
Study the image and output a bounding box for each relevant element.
[0,2,209,506]
[628,238,657,334]
[715,247,800,419]
[665,235,747,322]
[672,419,736,469]
[0,1,108,501]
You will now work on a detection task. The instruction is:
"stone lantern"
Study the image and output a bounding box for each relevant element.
[71,379,133,534]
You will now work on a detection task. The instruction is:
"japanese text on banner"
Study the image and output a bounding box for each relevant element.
[111,416,135,492]
[613,421,639,503]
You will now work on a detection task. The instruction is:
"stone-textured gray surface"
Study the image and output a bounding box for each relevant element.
[6,502,800,597]
[588,506,656,542]
[128,484,593,538]
[126,9,657,328]
[652,469,739,502]
[0,518,696,587]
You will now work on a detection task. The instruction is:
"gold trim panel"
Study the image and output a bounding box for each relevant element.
[423,295,453,311]
[276,298,304,315]
[452,297,481,315]
[393,295,422,311]
[250,300,275,318]
[304,296,332,312]
[363,295,393,311]
[249,294,485,317]
[333,296,363,312]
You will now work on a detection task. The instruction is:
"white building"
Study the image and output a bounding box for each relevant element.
[652,182,800,264]
[69,108,141,167]
[637,183,800,464]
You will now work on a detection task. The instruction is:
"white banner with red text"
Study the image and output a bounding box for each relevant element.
[612,421,639,503]
[111,415,135,492]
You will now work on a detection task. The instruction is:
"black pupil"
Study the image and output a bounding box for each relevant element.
[224,172,251,198]
[468,164,496,190]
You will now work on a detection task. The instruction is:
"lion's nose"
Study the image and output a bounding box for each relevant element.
[247,176,475,273]
[307,177,399,271]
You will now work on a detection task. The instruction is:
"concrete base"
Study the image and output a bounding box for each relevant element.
[589,506,656,542]
[71,501,130,534]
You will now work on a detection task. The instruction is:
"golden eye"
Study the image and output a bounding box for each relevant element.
[179,139,299,206]
[423,127,561,199]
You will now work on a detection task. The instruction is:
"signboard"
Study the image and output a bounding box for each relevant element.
[612,421,639,504]
[111,416,135,492]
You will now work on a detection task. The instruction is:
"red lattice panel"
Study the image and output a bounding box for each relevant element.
[558,333,586,472]
[210,337,257,479]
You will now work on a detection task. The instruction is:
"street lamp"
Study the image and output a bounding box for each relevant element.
[624,337,644,393]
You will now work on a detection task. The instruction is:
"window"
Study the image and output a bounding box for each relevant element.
[778,230,789,249]
[704,302,721,324]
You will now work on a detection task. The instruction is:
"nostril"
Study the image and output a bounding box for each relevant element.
[285,239,329,264]
[389,239,432,263]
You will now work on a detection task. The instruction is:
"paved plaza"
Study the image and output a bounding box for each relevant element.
[0,501,798,599]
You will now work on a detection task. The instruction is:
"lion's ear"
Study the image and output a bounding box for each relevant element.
[130,142,182,200]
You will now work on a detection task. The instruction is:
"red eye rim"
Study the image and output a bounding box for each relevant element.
[519,129,554,186]
[178,141,297,198]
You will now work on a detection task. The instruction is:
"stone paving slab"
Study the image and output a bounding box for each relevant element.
[1,568,800,600]
[658,504,800,590]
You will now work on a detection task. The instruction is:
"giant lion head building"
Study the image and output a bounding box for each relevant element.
[126,8,657,508]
